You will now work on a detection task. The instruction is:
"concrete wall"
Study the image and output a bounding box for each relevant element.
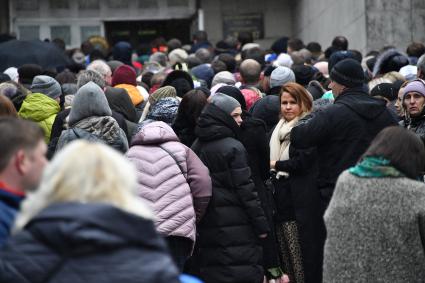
[202,0,292,48]
[292,0,425,54]
[291,0,367,53]
[365,0,425,52]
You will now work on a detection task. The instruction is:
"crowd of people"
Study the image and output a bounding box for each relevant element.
[1,31,425,282]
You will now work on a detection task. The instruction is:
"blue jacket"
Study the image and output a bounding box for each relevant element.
[0,184,24,247]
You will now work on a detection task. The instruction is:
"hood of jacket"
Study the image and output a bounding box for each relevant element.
[69,82,112,126]
[195,103,240,141]
[25,202,165,254]
[18,93,60,122]
[105,86,138,122]
[131,121,179,146]
[335,87,387,120]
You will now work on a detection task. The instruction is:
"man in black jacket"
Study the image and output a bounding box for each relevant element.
[291,58,398,207]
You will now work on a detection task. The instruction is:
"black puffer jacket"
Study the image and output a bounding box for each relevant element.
[291,87,398,205]
[239,112,281,278]
[0,202,180,283]
[191,104,269,283]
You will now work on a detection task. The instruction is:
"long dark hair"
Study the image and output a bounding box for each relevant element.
[362,126,425,179]
[174,89,208,127]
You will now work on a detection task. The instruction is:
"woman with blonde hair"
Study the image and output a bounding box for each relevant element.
[269,82,325,283]
[0,140,180,283]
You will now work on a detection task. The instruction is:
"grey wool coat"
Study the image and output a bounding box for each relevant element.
[323,171,425,283]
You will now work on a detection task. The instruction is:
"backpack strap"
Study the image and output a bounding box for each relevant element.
[159,144,187,179]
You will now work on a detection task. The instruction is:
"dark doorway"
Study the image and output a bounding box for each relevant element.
[104,19,191,48]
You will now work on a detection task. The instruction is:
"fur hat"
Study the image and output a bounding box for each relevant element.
[112,65,137,86]
[270,66,296,88]
[30,75,62,99]
[330,58,365,88]
[373,49,409,77]
[210,92,241,115]
[69,82,112,126]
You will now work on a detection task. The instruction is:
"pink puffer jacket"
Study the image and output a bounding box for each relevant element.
[126,121,211,242]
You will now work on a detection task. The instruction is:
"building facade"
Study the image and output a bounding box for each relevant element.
[4,0,425,53]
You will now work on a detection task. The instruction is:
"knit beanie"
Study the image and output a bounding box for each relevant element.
[191,64,215,87]
[112,65,137,86]
[30,75,62,99]
[292,65,317,86]
[149,86,177,105]
[212,71,236,87]
[270,66,296,88]
[217,85,247,110]
[330,58,365,88]
[68,81,112,126]
[274,53,294,68]
[210,92,241,114]
[399,65,417,81]
[403,80,425,98]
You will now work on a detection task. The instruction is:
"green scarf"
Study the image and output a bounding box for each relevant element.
[349,156,404,178]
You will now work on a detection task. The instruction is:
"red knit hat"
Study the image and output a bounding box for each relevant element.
[111,65,137,86]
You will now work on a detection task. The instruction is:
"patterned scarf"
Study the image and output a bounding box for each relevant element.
[349,156,404,178]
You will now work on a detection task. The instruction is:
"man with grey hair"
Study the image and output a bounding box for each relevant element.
[76,70,106,89]
[417,54,425,80]
[87,60,112,86]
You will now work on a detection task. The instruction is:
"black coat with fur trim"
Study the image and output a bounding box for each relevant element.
[291,87,398,205]
[191,104,269,283]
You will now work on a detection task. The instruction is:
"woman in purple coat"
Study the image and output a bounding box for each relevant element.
[126,121,212,271]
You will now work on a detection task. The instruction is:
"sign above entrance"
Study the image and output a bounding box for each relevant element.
[222,13,264,40]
